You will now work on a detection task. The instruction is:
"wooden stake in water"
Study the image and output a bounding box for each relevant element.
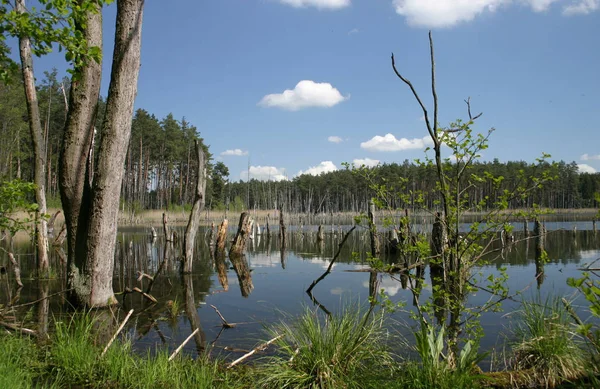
[101,309,134,357]
[169,328,200,361]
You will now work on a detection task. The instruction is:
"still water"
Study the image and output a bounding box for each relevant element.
[2,221,600,363]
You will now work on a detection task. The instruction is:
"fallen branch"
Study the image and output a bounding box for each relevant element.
[210,304,236,328]
[123,287,158,304]
[343,261,424,273]
[227,334,283,369]
[136,271,154,283]
[9,288,74,309]
[7,252,23,287]
[0,321,37,336]
[169,328,200,361]
[101,309,134,357]
[306,226,356,294]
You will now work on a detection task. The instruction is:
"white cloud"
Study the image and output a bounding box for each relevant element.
[221,148,249,156]
[241,166,287,181]
[297,161,338,176]
[392,0,595,28]
[347,27,359,35]
[278,0,350,9]
[353,158,380,168]
[392,0,506,27]
[328,135,343,143]
[563,0,599,15]
[258,80,348,111]
[527,0,561,12]
[578,164,597,173]
[360,134,433,152]
[581,153,600,161]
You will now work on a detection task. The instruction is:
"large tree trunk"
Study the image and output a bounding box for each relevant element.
[183,140,206,273]
[60,1,103,281]
[16,0,50,277]
[65,0,145,307]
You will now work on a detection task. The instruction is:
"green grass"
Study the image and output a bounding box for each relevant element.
[47,312,237,388]
[510,295,586,387]
[0,331,39,389]
[258,304,396,389]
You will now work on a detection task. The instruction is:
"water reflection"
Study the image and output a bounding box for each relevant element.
[1,224,599,358]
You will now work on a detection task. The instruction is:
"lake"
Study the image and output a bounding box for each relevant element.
[3,219,600,367]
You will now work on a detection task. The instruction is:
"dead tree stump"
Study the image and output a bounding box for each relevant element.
[230,212,251,257]
[182,140,207,274]
[279,208,286,248]
[215,219,229,256]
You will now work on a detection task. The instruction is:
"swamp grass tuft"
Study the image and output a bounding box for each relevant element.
[510,295,586,387]
[258,304,396,389]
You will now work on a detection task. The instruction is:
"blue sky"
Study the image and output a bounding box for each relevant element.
[15,0,600,181]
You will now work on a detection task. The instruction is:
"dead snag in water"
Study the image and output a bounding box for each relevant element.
[123,287,157,304]
[183,140,207,274]
[7,252,23,288]
[209,222,215,246]
[279,207,286,248]
[368,200,380,256]
[266,214,271,236]
[306,226,356,294]
[162,213,171,242]
[317,224,324,242]
[215,219,229,256]
[209,304,236,328]
[230,212,251,257]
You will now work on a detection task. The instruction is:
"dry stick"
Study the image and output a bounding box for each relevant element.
[124,287,158,303]
[0,321,37,336]
[210,304,236,328]
[7,252,23,287]
[306,226,356,294]
[101,309,134,357]
[227,334,283,369]
[168,328,200,361]
[136,271,154,282]
[9,288,74,309]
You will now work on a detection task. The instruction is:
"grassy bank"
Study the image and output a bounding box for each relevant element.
[2,301,599,389]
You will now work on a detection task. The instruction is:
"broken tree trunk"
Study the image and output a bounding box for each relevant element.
[230,212,251,257]
[368,200,380,256]
[8,252,23,288]
[215,219,229,256]
[317,224,324,242]
[162,213,171,242]
[279,208,286,248]
[183,140,207,274]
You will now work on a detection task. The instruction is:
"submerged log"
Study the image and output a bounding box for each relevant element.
[230,212,251,257]
[183,140,207,274]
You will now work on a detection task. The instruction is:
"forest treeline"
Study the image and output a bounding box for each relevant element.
[1,62,599,214]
